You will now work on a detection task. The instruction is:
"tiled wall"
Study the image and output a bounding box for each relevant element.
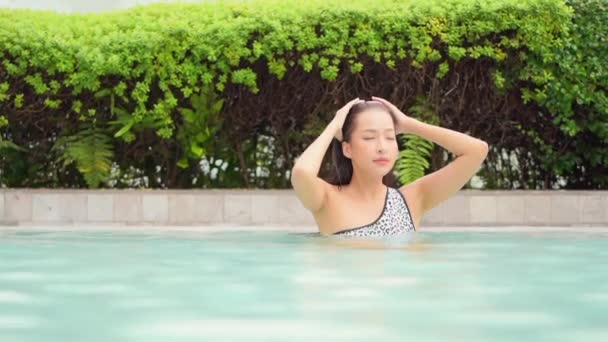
[421,191,607,226]
[0,189,607,227]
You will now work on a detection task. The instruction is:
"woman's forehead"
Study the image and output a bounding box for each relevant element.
[354,109,394,130]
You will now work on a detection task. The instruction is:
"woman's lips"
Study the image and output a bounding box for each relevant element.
[373,159,390,165]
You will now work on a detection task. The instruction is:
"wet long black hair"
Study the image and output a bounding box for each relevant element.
[322,101,399,188]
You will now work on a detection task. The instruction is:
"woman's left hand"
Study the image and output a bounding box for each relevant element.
[371,96,414,134]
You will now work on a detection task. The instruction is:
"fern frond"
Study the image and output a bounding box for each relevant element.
[0,140,25,152]
[395,134,434,185]
[52,128,114,188]
[394,96,438,186]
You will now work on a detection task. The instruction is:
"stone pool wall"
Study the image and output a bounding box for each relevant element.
[0,189,606,227]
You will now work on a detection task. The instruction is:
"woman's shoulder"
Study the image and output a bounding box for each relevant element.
[312,184,351,233]
[396,183,423,229]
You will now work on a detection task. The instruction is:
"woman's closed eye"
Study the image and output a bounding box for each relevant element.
[363,136,394,141]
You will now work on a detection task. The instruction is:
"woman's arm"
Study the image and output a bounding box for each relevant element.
[291,98,363,213]
[372,96,488,217]
[290,121,339,213]
[403,117,488,214]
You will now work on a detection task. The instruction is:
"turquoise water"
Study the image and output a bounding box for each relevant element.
[1,229,607,341]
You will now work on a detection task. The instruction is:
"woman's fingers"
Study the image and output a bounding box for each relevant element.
[336,97,359,116]
[372,96,404,115]
[347,97,361,105]
[334,98,363,141]
[344,97,363,112]
[343,97,361,109]
[371,96,394,108]
[372,96,410,134]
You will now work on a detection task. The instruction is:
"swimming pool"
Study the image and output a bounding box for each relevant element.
[1,228,607,341]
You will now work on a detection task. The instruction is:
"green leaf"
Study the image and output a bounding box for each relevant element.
[52,127,114,188]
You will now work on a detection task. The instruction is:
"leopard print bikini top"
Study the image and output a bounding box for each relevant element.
[333,187,416,238]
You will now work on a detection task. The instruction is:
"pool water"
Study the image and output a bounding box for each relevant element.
[1,229,607,341]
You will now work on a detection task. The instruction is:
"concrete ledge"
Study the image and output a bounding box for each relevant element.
[1,189,607,227]
[0,224,607,234]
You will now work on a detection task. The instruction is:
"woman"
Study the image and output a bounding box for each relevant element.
[291,97,489,237]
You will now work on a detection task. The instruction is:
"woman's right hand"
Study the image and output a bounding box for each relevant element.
[332,97,364,141]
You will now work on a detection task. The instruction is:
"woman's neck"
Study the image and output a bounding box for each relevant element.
[347,171,386,201]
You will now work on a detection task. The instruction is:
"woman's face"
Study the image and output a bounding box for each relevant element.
[343,108,398,176]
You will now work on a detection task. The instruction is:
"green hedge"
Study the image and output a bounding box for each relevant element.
[0,0,605,189]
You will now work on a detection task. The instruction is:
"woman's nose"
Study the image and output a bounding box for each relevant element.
[377,140,386,153]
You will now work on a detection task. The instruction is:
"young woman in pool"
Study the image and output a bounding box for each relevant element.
[291,97,489,237]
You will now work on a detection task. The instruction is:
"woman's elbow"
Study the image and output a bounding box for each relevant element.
[477,140,489,159]
[290,165,310,188]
